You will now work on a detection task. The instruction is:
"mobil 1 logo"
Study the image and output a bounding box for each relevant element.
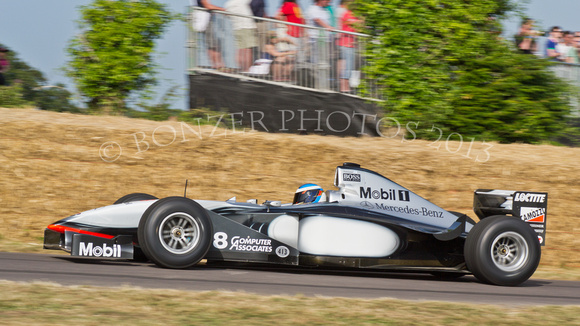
[360,187,410,202]
[71,234,134,259]
[513,191,548,246]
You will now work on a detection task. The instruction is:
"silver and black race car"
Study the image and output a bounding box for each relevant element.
[44,163,547,286]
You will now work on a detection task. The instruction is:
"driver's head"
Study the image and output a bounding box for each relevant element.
[293,184,325,204]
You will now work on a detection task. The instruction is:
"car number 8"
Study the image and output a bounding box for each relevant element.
[213,232,228,249]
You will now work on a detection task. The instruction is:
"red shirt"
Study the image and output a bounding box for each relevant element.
[279,2,304,38]
[337,10,357,48]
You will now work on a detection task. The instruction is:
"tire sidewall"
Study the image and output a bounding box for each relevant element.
[114,193,158,205]
[112,193,158,261]
[465,216,541,286]
[138,197,213,269]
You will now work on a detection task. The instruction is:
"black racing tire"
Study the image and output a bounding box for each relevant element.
[112,193,158,262]
[465,215,541,286]
[138,197,213,269]
[114,193,158,205]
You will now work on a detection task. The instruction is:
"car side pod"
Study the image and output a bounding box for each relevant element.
[433,213,472,241]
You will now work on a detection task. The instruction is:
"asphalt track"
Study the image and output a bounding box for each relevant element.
[1,252,579,306]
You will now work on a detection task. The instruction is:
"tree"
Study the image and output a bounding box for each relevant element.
[65,0,173,114]
[355,0,574,143]
[0,43,78,111]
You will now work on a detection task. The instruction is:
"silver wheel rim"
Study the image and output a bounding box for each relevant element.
[158,212,201,254]
[491,231,529,272]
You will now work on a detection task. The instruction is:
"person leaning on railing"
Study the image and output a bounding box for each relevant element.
[514,18,540,55]
[336,0,361,93]
[574,32,580,61]
[560,31,579,64]
[225,0,259,72]
[275,0,305,44]
[250,0,269,63]
[275,0,305,63]
[305,0,333,64]
[545,26,563,61]
[197,0,226,69]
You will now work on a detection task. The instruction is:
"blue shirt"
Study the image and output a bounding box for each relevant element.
[545,39,558,58]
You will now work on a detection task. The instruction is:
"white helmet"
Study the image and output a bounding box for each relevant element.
[293,184,326,204]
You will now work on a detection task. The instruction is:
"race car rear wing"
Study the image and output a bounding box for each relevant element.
[473,189,547,245]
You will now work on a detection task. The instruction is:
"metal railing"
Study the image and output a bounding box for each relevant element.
[550,62,580,115]
[187,6,381,99]
[551,62,580,87]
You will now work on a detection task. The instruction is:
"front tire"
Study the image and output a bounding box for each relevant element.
[138,197,213,269]
[114,193,158,205]
[465,215,540,286]
[113,193,158,262]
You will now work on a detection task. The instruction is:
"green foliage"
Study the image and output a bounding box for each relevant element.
[65,0,174,114]
[33,84,81,113]
[554,116,580,146]
[0,84,33,108]
[355,0,574,143]
[126,86,182,121]
[177,107,234,127]
[0,43,78,111]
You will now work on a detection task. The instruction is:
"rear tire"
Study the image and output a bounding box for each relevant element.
[465,215,540,286]
[138,197,213,269]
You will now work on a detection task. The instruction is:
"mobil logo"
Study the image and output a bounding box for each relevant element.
[79,242,122,258]
[359,187,410,202]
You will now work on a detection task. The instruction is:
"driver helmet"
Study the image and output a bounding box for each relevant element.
[293,184,326,204]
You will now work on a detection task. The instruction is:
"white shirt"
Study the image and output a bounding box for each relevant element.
[556,43,569,61]
[306,5,330,38]
[225,0,256,30]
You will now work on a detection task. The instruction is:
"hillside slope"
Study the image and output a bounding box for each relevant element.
[0,107,578,269]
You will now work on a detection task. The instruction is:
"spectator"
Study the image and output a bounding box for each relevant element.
[275,0,305,61]
[276,0,305,40]
[197,0,226,69]
[336,0,361,93]
[324,1,337,29]
[264,29,297,81]
[514,18,538,55]
[250,0,269,60]
[306,0,332,35]
[0,48,9,86]
[574,32,580,58]
[560,31,579,63]
[225,0,259,72]
[250,0,265,18]
[306,0,333,63]
[545,26,562,60]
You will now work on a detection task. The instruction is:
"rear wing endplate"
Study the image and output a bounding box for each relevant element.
[474,190,547,246]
